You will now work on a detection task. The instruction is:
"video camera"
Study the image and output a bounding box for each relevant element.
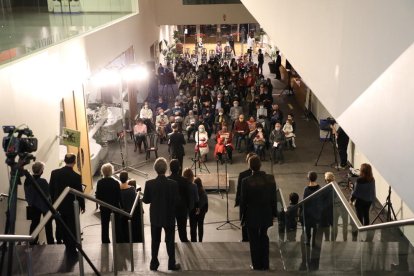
[319,117,336,131]
[2,126,38,157]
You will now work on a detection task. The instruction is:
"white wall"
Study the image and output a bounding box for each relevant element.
[0,0,159,197]
[155,0,256,25]
[241,0,414,211]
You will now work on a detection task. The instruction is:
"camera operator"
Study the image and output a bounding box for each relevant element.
[330,123,349,169]
[24,161,55,245]
[49,153,85,255]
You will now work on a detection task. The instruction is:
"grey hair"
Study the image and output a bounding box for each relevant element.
[154,157,168,175]
[101,163,114,178]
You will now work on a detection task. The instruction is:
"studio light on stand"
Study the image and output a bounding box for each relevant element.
[94,65,149,178]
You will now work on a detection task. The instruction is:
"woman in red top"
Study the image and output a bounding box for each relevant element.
[216,125,234,163]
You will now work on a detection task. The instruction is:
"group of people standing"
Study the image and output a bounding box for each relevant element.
[24,153,85,255]
[142,158,208,271]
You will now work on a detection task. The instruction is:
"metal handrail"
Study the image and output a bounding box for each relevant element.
[288,182,414,232]
[0,193,26,202]
[0,187,141,241]
[277,187,287,212]
[0,186,143,274]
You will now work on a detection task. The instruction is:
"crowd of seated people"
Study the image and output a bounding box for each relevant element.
[133,53,296,164]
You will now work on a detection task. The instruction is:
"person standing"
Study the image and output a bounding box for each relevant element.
[351,163,375,240]
[119,171,141,243]
[257,49,264,75]
[168,123,186,175]
[228,34,235,56]
[335,126,349,168]
[300,171,323,271]
[235,153,257,242]
[275,51,282,80]
[168,159,192,242]
[49,153,85,254]
[95,163,121,244]
[240,156,277,270]
[143,158,181,271]
[182,168,200,243]
[191,177,208,242]
[24,161,54,245]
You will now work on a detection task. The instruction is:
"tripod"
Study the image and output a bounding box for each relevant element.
[372,186,397,224]
[0,155,100,275]
[315,130,339,170]
[216,157,240,230]
[110,131,148,178]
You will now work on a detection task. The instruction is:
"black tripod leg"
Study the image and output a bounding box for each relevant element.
[315,132,329,166]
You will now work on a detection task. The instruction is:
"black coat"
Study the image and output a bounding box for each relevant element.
[168,131,186,157]
[240,171,277,227]
[49,166,85,214]
[96,177,121,211]
[235,169,252,208]
[168,174,192,217]
[143,175,179,227]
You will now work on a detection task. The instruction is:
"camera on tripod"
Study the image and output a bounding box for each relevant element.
[319,117,336,131]
[2,126,38,156]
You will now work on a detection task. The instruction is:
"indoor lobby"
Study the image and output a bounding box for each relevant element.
[0,0,414,275]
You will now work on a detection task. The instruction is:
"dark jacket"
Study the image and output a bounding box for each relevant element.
[24,174,51,213]
[143,175,179,227]
[235,169,252,208]
[49,166,85,214]
[302,185,322,226]
[351,179,376,203]
[96,177,121,211]
[168,174,192,217]
[168,131,186,157]
[240,171,277,227]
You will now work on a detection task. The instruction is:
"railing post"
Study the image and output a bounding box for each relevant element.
[73,199,84,276]
[25,243,33,276]
[111,212,118,275]
[128,219,134,272]
[140,198,145,244]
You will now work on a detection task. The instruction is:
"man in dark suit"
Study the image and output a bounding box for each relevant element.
[49,153,85,254]
[240,156,277,271]
[168,123,186,175]
[168,159,192,242]
[235,152,256,242]
[275,51,282,80]
[143,157,181,271]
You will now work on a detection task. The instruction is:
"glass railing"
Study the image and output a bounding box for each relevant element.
[0,1,136,66]
[276,183,414,274]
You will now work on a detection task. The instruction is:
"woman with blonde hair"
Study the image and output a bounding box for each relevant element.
[96,163,121,243]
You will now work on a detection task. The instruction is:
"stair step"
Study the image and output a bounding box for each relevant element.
[13,242,284,275]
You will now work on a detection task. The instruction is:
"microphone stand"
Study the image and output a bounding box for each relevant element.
[216,155,240,230]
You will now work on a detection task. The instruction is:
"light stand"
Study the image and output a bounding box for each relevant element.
[314,130,339,171]
[216,156,240,230]
[372,186,397,224]
[107,69,148,178]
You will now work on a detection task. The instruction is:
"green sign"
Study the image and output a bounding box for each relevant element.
[62,128,81,147]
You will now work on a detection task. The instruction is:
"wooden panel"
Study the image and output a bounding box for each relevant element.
[62,89,93,194]
[73,88,93,194]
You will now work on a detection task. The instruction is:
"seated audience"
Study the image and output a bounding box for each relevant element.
[134,118,148,153]
[269,122,286,164]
